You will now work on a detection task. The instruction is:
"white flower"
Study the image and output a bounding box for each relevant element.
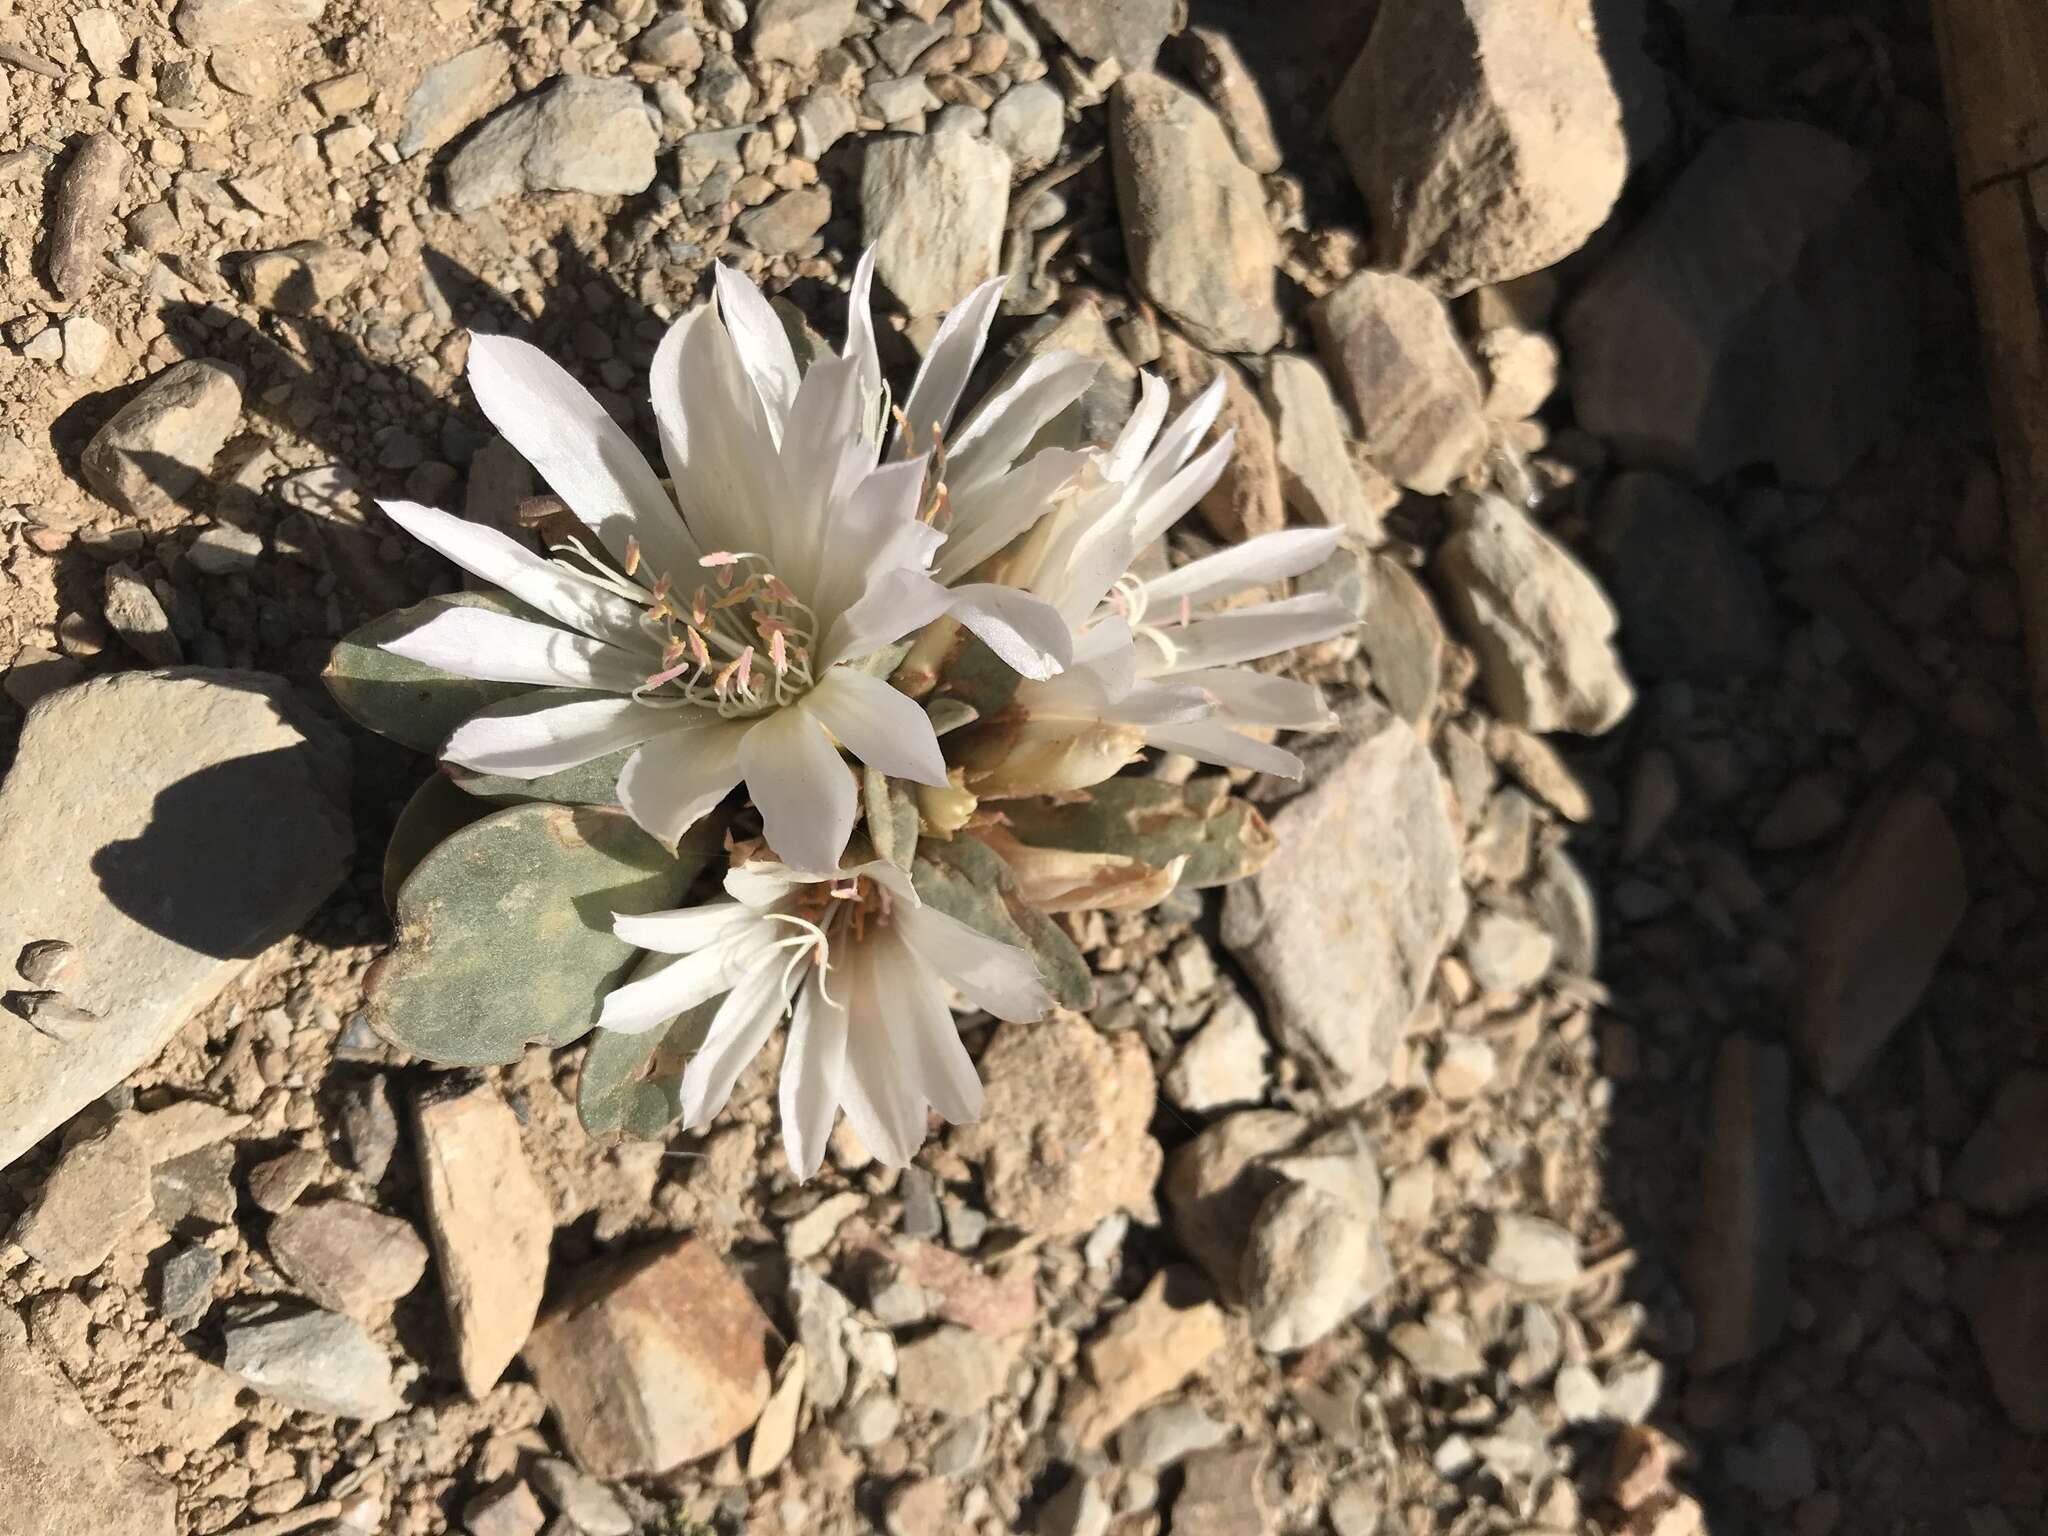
[377,262,1086,874]
[964,375,1357,793]
[599,858,1051,1176]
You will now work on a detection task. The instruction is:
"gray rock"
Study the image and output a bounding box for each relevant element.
[1950,1072,2048,1216]
[1390,1317,1486,1381]
[752,0,855,67]
[788,1264,854,1409]
[1434,493,1634,735]
[861,132,1011,317]
[1798,789,1966,1093]
[1528,843,1598,975]
[931,1414,990,1476]
[896,1326,1006,1417]
[1310,271,1486,495]
[530,1458,633,1536]
[1109,72,1281,355]
[989,79,1065,167]
[1027,0,1178,70]
[692,52,756,125]
[1726,1421,1816,1508]
[448,76,659,213]
[0,1308,176,1533]
[1263,353,1389,544]
[238,241,366,314]
[1481,1212,1581,1291]
[1461,908,1555,993]
[173,0,321,47]
[157,1243,221,1331]
[874,16,946,74]
[1037,1471,1112,1536]
[399,42,512,159]
[1955,1234,2048,1433]
[465,1481,545,1536]
[151,1143,237,1229]
[1690,1036,1792,1373]
[1162,1110,1307,1301]
[1115,1398,1229,1469]
[1331,0,1628,295]
[1243,1128,1392,1354]
[1593,472,1777,680]
[1170,26,1281,174]
[1174,1445,1269,1536]
[1223,706,1467,1104]
[793,91,857,159]
[222,1305,402,1420]
[736,187,830,255]
[102,565,182,667]
[865,74,941,122]
[1162,995,1269,1113]
[1796,1095,1877,1230]
[11,1116,152,1278]
[635,13,705,71]
[188,517,266,575]
[1358,555,1443,726]
[47,133,128,300]
[0,672,352,1170]
[269,1200,429,1319]
[80,359,244,521]
[1562,120,1915,487]
[338,1075,399,1184]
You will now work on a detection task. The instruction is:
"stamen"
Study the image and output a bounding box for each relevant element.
[713,576,761,610]
[623,538,642,577]
[769,629,789,673]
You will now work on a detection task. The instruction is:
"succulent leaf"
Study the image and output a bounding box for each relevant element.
[382,772,493,910]
[325,590,533,753]
[863,766,921,873]
[912,835,1091,1010]
[366,803,721,1066]
[999,775,1278,888]
[577,999,717,1139]
[439,694,634,806]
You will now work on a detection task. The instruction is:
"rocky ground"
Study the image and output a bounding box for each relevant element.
[0,0,2039,1534]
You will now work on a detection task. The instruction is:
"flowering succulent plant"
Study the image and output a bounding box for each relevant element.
[325,253,1358,1173]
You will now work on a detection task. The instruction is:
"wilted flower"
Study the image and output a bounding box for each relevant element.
[958,375,1356,795]
[599,857,1051,1176]
[378,261,1087,873]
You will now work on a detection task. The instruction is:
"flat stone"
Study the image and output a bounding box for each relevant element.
[1798,789,1966,1093]
[1435,493,1635,735]
[1481,1212,1581,1292]
[11,1116,152,1278]
[0,1308,175,1535]
[1171,26,1281,174]
[156,1242,221,1331]
[989,79,1065,167]
[953,1010,1161,1237]
[1110,71,1281,354]
[269,1200,429,1319]
[1331,0,1628,295]
[222,1304,402,1421]
[1561,120,1915,487]
[1243,1129,1391,1354]
[1163,994,1270,1113]
[1796,1095,1877,1230]
[861,132,1011,318]
[172,0,322,48]
[522,1237,775,1476]
[1037,1473,1111,1536]
[0,672,351,1170]
[1689,1036,1792,1373]
[1171,1443,1268,1536]
[1116,1397,1230,1470]
[1955,1233,2048,1433]
[464,1481,545,1536]
[448,76,659,213]
[238,241,365,314]
[1027,0,1177,69]
[1263,353,1389,544]
[1462,908,1555,993]
[47,132,129,296]
[793,90,857,160]
[1593,472,1778,680]
[414,1082,553,1396]
[745,1343,806,1477]
[80,359,244,521]
[102,565,181,667]
[1222,706,1467,1104]
[736,187,830,256]
[399,42,513,158]
[1310,271,1485,494]
[1058,1268,1227,1450]
[132,1098,249,1163]
[247,1148,323,1214]
[896,1325,1008,1417]
[151,1142,237,1229]
[1154,332,1282,541]
[1950,1071,2048,1216]
[788,1264,854,1410]
[1358,555,1443,726]
[530,1459,633,1536]
[1391,1317,1486,1381]
[750,0,855,68]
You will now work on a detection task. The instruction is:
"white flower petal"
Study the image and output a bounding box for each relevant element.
[464,333,695,582]
[1144,718,1307,778]
[894,275,1005,456]
[380,500,647,646]
[382,606,649,691]
[1103,372,1171,484]
[1141,527,1344,611]
[612,899,763,955]
[651,305,785,559]
[800,667,950,787]
[1151,592,1355,673]
[873,927,985,1127]
[774,351,872,598]
[724,859,810,910]
[842,245,883,404]
[780,974,849,1180]
[896,903,1051,1022]
[1130,428,1237,549]
[813,451,939,648]
[678,955,800,1128]
[819,563,953,673]
[714,263,800,441]
[616,716,750,845]
[946,350,1099,489]
[945,582,1073,681]
[599,925,779,1035]
[831,938,936,1164]
[1098,676,1216,727]
[1174,667,1335,731]
[934,448,1089,584]
[442,693,672,777]
[1131,373,1228,499]
[739,704,858,875]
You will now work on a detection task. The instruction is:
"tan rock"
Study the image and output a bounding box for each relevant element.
[1059,1268,1227,1450]
[1155,332,1282,543]
[1689,1036,1791,1373]
[953,1010,1161,1237]
[524,1238,776,1476]
[269,1200,429,1319]
[1163,1110,1308,1301]
[415,1082,553,1397]
[11,1115,152,1279]
[1263,353,1392,545]
[79,360,244,521]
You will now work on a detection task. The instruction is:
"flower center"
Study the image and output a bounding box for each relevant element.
[763,875,895,1006]
[1102,574,1191,668]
